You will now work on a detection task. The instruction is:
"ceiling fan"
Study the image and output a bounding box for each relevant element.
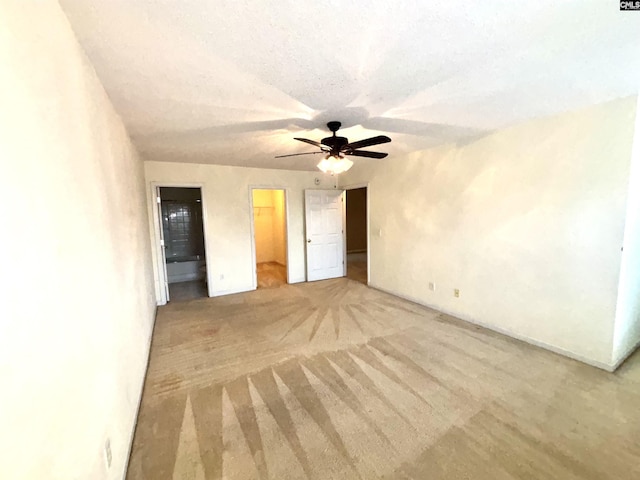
[275,121,391,175]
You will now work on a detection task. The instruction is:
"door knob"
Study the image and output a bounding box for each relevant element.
[307,239,311,243]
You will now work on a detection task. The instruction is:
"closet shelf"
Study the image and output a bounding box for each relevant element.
[253,206,274,216]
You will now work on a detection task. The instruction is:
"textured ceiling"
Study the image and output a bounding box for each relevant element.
[59,0,640,171]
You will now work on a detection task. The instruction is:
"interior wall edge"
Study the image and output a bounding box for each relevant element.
[612,94,640,365]
[612,339,640,372]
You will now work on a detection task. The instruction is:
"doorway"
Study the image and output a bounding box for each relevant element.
[251,189,288,289]
[159,187,208,301]
[345,187,368,285]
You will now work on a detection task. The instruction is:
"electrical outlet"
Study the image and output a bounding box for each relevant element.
[454,288,460,298]
[428,282,436,291]
[104,438,112,469]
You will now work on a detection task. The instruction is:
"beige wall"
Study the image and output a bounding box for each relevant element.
[340,97,638,369]
[0,2,156,480]
[145,162,335,297]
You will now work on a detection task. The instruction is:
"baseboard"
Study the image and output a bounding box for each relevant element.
[122,303,158,479]
[369,282,616,372]
[612,338,640,371]
[211,286,254,297]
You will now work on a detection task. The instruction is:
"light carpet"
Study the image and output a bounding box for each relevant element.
[127,278,640,479]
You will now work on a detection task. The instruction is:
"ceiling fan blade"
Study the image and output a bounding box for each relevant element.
[274,151,324,158]
[346,150,388,159]
[294,138,331,151]
[345,135,391,150]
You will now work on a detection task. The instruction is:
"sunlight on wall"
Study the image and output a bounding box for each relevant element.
[0,3,156,479]
[340,97,638,369]
[613,95,640,365]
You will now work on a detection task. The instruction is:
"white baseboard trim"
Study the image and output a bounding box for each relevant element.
[211,286,254,297]
[122,303,158,479]
[369,283,617,372]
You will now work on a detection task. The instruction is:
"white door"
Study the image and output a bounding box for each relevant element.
[156,187,170,302]
[305,189,345,281]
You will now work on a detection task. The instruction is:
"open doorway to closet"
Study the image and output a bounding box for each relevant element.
[159,187,208,301]
[345,186,368,285]
[251,189,288,289]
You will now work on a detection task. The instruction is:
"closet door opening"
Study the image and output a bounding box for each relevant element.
[251,189,288,289]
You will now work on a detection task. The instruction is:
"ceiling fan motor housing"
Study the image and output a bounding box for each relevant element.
[321,135,350,154]
[326,121,341,133]
[322,121,349,154]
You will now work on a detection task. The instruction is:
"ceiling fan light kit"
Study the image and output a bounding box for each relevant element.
[317,154,354,175]
[275,121,391,175]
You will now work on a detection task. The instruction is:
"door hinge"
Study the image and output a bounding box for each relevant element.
[156,196,161,204]
[160,239,165,247]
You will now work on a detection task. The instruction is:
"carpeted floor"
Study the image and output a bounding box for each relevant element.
[127,278,640,479]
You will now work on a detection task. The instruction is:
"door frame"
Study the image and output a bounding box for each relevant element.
[249,186,291,290]
[341,182,370,284]
[150,182,212,304]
